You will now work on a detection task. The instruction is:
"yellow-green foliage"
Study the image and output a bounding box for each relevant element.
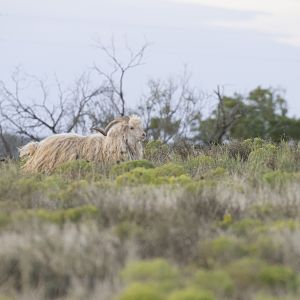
[15,176,41,194]
[54,159,95,179]
[117,283,163,300]
[0,296,14,300]
[116,163,191,186]
[121,259,180,289]
[0,212,11,229]
[255,294,299,300]
[229,218,263,235]
[218,213,234,229]
[153,163,186,177]
[262,170,297,186]
[259,265,299,291]
[226,258,267,289]
[193,270,234,297]
[110,160,154,177]
[270,220,300,231]
[1,173,63,203]
[144,140,170,162]
[186,155,215,176]
[202,236,251,265]
[114,221,141,241]
[121,259,180,295]
[0,165,36,201]
[167,288,215,300]
[26,205,98,224]
[242,138,266,151]
[116,167,165,185]
[248,203,298,221]
[184,179,217,195]
[248,143,277,172]
[52,180,90,203]
[204,167,226,178]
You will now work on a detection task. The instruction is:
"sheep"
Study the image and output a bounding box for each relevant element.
[19,115,146,173]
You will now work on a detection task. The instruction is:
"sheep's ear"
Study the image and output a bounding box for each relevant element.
[91,127,106,136]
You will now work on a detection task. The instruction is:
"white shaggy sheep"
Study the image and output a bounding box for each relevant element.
[19,115,146,173]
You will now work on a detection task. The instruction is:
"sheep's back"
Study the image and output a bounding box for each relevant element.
[22,134,99,173]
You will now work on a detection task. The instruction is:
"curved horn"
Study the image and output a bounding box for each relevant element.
[104,116,130,134]
[91,127,107,136]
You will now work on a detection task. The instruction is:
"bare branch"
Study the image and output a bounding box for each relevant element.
[0,69,106,139]
[208,86,243,143]
[138,71,204,143]
[94,40,149,116]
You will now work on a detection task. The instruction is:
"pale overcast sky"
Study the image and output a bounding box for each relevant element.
[1,0,300,115]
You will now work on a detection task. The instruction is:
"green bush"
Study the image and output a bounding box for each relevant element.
[116,167,165,185]
[204,167,226,178]
[262,170,296,186]
[226,258,267,289]
[242,138,265,151]
[185,155,215,177]
[0,212,11,229]
[28,205,98,224]
[259,265,299,291]
[117,283,163,300]
[249,204,278,220]
[153,163,186,177]
[193,270,234,297]
[218,213,233,229]
[248,143,277,172]
[0,296,14,300]
[144,141,170,163]
[202,236,251,264]
[54,159,96,179]
[230,218,263,236]
[121,259,179,284]
[53,179,89,203]
[167,288,215,300]
[115,164,190,186]
[254,294,299,300]
[15,176,42,194]
[110,160,154,177]
[270,219,300,231]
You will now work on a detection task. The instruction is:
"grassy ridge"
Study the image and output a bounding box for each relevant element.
[1,139,300,300]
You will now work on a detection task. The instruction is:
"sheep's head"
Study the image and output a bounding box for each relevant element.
[92,115,146,143]
[108,116,146,144]
[124,115,146,144]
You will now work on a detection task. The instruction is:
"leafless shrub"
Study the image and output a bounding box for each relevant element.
[138,69,205,143]
[94,39,149,117]
[0,69,105,140]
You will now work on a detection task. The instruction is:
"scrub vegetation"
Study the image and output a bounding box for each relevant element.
[1,139,300,300]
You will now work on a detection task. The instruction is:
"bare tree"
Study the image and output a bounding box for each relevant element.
[200,86,244,144]
[138,70,205,143]
[94,39,149,117]
[0,69,106,140]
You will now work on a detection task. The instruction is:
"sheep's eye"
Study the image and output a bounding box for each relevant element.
[130,126,134,130]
